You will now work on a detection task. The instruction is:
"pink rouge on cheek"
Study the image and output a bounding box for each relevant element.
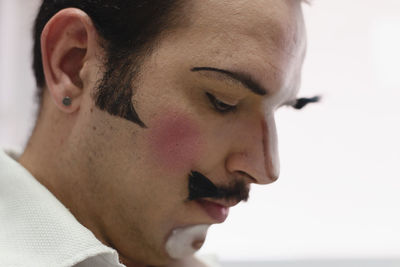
[148,111,204,172]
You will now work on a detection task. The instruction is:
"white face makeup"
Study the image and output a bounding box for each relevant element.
[165,224,210,259]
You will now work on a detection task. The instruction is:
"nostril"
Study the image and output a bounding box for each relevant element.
[236,170,257,183]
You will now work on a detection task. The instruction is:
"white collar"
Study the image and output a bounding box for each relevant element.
[0,150,125,267]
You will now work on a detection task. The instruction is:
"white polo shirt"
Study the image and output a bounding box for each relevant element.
[0,150,125,267]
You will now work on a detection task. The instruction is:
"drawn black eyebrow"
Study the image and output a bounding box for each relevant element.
[191,67,268,96]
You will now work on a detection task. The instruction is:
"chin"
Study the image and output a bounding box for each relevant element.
[119,223,210,266]
[165,224,210,259]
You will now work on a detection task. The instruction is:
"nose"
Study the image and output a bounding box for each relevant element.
[225,113,280,185]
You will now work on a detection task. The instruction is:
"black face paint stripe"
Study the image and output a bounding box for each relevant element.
[293,96,321,110]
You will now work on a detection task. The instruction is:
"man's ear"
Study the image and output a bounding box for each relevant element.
[41,8,98,113]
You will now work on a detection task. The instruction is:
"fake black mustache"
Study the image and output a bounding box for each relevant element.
[188,171,249,203]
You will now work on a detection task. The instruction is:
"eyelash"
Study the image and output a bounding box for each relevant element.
[205,92,237,113]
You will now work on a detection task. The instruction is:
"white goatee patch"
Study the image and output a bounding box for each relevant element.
[165,224,210,259]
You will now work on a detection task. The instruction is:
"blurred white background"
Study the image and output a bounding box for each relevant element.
[1,0,399,264]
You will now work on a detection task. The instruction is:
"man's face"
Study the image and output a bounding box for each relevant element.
[75,0,306,264]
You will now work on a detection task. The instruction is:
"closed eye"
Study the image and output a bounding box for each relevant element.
[206,92,237,113]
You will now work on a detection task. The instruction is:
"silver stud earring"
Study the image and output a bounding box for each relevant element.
[62,96,72,106]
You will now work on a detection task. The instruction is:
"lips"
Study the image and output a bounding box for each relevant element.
[196,199,230,223]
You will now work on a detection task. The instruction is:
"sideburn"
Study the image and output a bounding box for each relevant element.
[93,49,147,128]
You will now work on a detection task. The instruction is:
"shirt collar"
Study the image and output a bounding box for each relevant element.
[0,150,125,267]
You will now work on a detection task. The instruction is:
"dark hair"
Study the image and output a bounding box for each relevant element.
[33,0,185,126]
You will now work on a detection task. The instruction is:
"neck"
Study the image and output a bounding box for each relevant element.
[18,103,109,248]
[18,125,118,257]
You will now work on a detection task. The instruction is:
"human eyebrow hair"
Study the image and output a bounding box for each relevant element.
[190,67,268,96]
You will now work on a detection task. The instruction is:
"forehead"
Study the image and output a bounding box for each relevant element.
[189,0,302,42]
[173,0,306,98]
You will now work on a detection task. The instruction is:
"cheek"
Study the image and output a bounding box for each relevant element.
[148,112,204,172]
